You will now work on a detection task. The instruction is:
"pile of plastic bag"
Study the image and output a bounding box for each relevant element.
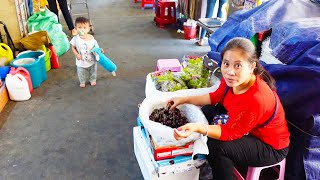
[27,9,70,57]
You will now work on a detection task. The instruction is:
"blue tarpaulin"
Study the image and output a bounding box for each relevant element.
[207,0,320,179]
[270,17,320,66]
[208,0,320,53]
[262,64,320,180]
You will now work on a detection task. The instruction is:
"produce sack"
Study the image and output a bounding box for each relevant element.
[20,31,50,51]
[139,95,208,147]
[27,9,70,56]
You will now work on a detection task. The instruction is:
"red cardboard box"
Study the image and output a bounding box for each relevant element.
[150,135,194,161]
[137,117,194,161]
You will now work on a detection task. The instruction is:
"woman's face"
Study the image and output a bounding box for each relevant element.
[221,48,256,88]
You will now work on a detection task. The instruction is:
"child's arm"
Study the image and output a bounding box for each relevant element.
[71,46,82,60]
[93,38,104,53]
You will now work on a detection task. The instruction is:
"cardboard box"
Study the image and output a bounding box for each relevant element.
[133,126,203,180]
[137,117,194,161]
[0,81,9,112]
[151,137,194,161]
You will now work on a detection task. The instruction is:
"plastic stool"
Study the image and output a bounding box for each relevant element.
[156,59,182,72]
[141,0,154,9]
[154,0,176,28]
[233,158,286,180]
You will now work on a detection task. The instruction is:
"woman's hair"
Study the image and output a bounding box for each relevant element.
[220,37,276,90]
[75,17,90,25]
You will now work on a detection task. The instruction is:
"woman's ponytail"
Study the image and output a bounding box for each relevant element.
[255,62,276,91]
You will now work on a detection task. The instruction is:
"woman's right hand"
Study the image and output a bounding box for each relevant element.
[173,123,200,140]
[167,97,187,110]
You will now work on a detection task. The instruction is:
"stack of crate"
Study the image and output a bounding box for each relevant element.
[133,117,205,180]
[134,57,220,179]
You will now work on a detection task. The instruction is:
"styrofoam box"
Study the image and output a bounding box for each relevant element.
[133,127,201,180]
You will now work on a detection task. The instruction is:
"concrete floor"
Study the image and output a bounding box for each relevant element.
[0,0,210,179]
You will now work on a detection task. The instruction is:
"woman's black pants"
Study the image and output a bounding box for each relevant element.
[201,105,289,180]
[47,0,74,30]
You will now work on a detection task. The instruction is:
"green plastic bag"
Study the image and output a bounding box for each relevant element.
[27,9,70,57]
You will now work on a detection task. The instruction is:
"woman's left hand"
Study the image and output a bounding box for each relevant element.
[173,123,199,140]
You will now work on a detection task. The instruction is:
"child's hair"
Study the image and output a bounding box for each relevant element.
[75,17,90,25]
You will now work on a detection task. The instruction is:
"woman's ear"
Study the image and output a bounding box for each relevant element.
[251,62,256,74]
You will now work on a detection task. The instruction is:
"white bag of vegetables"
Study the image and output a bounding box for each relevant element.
[145,57,220,97]
[139,95,208,147]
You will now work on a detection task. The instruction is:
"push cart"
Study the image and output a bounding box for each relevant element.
[68,0,94,34]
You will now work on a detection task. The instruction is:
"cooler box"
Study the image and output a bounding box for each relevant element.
[133,126,202,180]
[11,50,47,88]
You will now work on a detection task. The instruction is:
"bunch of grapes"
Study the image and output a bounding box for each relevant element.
[149,107,188,128]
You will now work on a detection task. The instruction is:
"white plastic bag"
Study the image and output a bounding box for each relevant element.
[139,95,208,147]
[145,72,220,97]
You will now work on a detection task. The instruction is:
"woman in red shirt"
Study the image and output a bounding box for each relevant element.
[169,37,290,180]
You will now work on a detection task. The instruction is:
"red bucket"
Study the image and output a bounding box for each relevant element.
[183,25,197,40]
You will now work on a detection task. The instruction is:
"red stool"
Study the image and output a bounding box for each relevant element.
[141,0,155,9]
[154,0,176,28]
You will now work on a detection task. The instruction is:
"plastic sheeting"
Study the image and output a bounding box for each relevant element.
[262,63,320,126]
[286,124,320,180]
[262,63,320,180]
[270,17,320,66]
[208,0,320,53]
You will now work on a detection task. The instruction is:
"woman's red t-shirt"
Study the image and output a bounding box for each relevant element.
[209,76,290,150]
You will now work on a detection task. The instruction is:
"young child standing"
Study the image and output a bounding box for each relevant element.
[70,17,100,88]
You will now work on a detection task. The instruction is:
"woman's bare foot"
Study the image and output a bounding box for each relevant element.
[80,83,85,88]
[90,82,96,86]
[198,39,204,46]
[71,29,78,36]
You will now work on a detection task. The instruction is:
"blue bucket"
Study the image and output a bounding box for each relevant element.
[11,50,47,89]
[16,50,47,81]
[0,66,10,80]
